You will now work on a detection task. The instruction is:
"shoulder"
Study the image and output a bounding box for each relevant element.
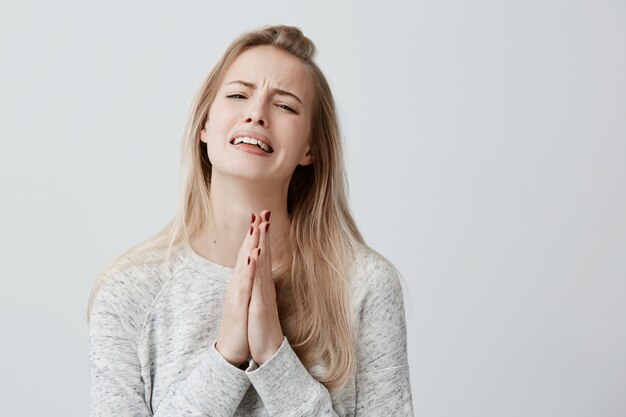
[350,243,405,290]
[89,243,186,337]
[348,244,410,367]
[349,243,407,309]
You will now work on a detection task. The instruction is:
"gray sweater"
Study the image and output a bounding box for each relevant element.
[89,240,414,416]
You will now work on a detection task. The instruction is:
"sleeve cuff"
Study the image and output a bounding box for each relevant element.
[246,336,324,415]
[174,340,251,415]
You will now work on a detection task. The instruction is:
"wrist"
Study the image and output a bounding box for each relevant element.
[215,341,248,367]
[253,336,284,366]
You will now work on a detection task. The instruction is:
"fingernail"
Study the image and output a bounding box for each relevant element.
[264,211,271,221]
[248,256,251,265]
[249,225,253,236]
[265,223,270,232]
[251,213,256,223]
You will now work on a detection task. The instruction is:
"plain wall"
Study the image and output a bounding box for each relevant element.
[0,0,624,416]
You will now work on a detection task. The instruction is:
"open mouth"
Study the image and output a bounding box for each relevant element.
[229,136,274,153]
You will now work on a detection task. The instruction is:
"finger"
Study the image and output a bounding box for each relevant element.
[258,221,268,256]
[242,255,256,295]
[259,219,272,275]
[249,213,262,249]
[236,213,261,274]
[251,247,263,293]
[257,209,269,254]
[245,213,261,244]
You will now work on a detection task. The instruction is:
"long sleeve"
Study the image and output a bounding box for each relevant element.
[243,256,414,416]
[246,336,340,416]
[353,259,414,416]
[89,274,251,416]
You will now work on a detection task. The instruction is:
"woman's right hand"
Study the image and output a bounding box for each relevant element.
[215,213,261,366]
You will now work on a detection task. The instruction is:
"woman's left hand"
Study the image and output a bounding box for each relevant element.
[247,209,284,365]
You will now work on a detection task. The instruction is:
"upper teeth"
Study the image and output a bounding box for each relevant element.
[232,136,272,153]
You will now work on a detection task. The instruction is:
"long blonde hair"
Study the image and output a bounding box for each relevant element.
[87,24,369,394]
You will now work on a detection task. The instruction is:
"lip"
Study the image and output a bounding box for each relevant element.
[233,142,273,157]
[229,130,274,152]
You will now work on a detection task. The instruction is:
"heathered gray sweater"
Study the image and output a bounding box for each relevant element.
[89,240,414,416]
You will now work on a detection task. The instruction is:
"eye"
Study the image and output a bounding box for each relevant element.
[226,94,246,99]
[277,104,297,114]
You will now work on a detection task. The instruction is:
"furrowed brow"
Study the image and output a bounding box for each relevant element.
[274,88,303,105]
[226,80,303,105]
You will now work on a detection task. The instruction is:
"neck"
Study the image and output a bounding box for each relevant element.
[190,170,292,269]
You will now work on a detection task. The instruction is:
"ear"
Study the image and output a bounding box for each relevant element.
[298,145,314,166]
[200,128,207,143]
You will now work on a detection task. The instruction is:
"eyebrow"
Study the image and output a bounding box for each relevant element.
[225,80,303,105]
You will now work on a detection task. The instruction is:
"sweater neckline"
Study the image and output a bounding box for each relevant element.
[180,239,235,277]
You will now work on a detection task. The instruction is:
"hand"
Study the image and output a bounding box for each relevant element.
[215,212,259,366]
[247,209,284,365]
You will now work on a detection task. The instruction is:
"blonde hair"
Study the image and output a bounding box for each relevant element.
[87,24,370,394]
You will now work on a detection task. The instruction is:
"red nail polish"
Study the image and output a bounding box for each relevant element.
[264,211,271,221]
[251,213,256,223]
[265,223,270,232]
[248,256,251,265]
[249,225,253,236]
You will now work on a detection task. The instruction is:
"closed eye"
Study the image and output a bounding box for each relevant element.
[277,104,297,113]
[226,94,298,114]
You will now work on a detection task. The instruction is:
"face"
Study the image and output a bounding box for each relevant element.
[200,45,315,185]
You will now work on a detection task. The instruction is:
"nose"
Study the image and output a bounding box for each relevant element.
[245,116,264,127]
[244,95,267,128]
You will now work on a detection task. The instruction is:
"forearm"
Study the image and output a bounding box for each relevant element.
[245,336,341,417]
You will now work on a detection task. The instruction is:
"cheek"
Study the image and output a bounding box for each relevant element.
[206,104,235,137]
[291,117,311,148]
[208,102,226,125]
[282,124,311,157]
[284,114,310,138]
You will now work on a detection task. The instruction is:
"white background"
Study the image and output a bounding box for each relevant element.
[1,1,624,416]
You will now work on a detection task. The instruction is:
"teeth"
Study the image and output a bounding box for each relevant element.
[232,136,272,153]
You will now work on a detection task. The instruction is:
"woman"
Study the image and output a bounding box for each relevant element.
[87,24,414,416]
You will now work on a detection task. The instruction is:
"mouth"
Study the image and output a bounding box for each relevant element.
[229,134,274,153]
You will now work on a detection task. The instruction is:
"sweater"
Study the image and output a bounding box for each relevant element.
[89,239,414,416]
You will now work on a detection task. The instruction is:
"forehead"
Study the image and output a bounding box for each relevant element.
[223,45,313,102]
